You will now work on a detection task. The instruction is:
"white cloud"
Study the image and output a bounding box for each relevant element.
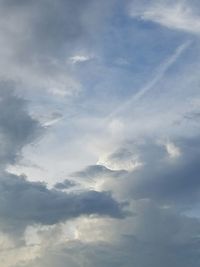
[165,141,181,159]
[130,1,200,35]
[97,154,141,172]
[69,55,93,64]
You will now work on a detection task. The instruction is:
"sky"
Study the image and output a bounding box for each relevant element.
[1,0,200,266]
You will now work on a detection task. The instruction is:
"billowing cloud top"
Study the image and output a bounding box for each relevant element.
[1,1,200,267]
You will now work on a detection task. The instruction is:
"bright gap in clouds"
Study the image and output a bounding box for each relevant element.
[1,1,200,267]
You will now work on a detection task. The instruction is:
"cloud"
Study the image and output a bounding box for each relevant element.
[129,0,200,35]
[106,40,191,120]
[2,1,200,267]
[54,179,77,190]
[71,165,123,179]
[76,135,200,207]
[0,84,41,166]
[110,137,200,207]
[0,172,125,236]
[0,0,116,95]
[14,201,200,267]
[69,164,127,192]
[0,87,126,238]
[164,140,181,158]
[97,148,141,171]
[69,55,93,64]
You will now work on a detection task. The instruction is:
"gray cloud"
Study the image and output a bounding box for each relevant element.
[0,0,88,56]
[0,0,117,95]
[75,136,200,208]
[0,172,125,235]
[54,179,77,190]
[71,164,126,179]
[0,84,41,166]
[2,1,200,266]
[108,138,200,208]
[0,87,126,237]
[15,201,200,267]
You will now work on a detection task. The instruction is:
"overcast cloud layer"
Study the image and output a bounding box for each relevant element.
[1,0,200,267]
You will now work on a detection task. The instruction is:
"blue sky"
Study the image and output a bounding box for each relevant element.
[1,0,200,266]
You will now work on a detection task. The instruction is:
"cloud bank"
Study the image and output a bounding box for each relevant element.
[1,0,200,267]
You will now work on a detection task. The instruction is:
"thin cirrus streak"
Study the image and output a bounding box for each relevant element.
[105,40,192,122]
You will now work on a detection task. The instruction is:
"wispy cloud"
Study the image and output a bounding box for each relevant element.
[107,40,191,120]
[130,1,200,35]
[69,55,93,64]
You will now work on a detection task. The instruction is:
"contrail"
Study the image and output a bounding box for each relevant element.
[106,40,192,121]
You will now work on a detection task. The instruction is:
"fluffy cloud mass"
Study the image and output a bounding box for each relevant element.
[1,0,200,267]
